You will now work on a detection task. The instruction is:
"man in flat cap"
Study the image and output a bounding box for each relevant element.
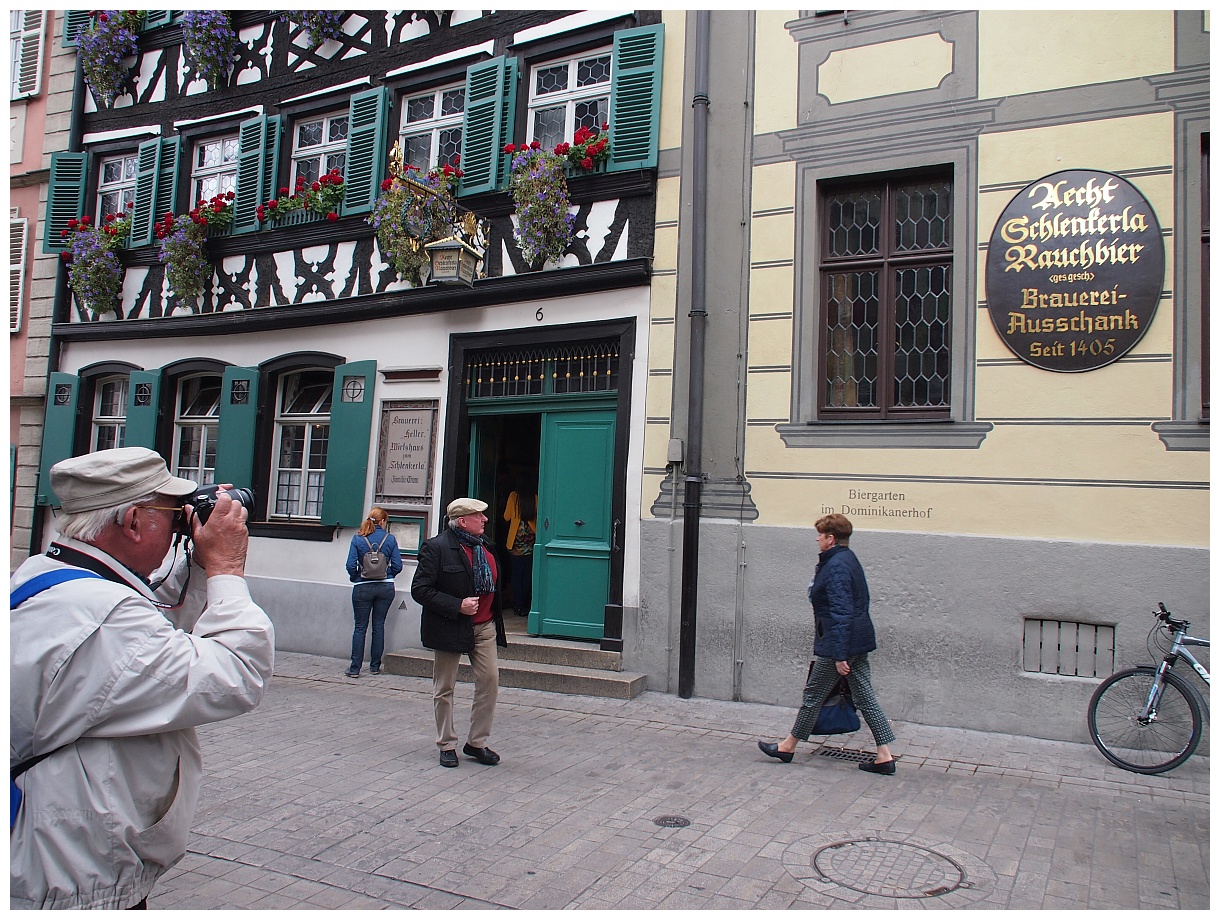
[411,497,507,768]
[9,447,274,910]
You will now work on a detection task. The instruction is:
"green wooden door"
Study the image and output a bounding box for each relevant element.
[530,409,616,639]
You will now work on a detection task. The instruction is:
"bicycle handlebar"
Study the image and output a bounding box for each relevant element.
[1155,601,1189,631]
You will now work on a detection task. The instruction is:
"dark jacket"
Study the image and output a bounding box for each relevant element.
[411,527,507,653]
[808,544,877,661]
[345,526,403,583]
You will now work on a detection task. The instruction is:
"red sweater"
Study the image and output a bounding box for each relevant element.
[460,545,497,625]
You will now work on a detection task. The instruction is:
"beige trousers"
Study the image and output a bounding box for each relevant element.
[433,618,499,750]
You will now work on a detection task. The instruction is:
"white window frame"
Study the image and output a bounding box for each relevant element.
[190,134,239,206]
[10,210,27,334]
[398,82,465,170]
[96,153,139,219]
[526,47,612,151]
[291,111,348,188]
[270,369,332,519]
[10,10,44,101]
[92,376,128,451]
[172,374,221,486]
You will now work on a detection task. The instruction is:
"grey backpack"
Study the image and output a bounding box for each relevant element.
[359,534,390,579]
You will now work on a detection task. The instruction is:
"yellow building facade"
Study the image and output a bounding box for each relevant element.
[638,10,1208,740]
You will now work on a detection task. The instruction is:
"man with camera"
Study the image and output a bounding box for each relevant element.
[10,447,274,910]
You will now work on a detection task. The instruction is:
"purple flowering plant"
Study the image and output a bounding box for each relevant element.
[505,144,576,269]
[154,193,235,307]
[368,162,463,286]
[279,11,345,50]
[78,11,142,107]
[181,11,236,89]
[61,212,132,315]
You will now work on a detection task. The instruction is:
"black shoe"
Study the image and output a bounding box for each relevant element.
[439,749,459,768]
[369,668,381,675]
[462,743,500,765]
[859,759,896,775]
[345,669,360,678]
[758,741,794,763]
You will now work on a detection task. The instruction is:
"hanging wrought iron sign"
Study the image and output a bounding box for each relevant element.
[985,169,1164,372]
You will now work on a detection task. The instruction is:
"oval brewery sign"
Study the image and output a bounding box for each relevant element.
[985,169,1164,372]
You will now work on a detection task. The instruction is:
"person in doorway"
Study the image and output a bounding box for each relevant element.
[758,513,897,773]
[411,498,507,768]
[344,507,403,677]
[502,479,537,616]
[9,447,274,909]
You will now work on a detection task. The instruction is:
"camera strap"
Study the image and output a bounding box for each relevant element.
[46,541,193,610]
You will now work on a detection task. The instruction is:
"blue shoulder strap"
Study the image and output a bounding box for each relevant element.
[10,569,104,608]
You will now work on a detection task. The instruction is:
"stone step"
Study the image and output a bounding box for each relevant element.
[498,634,624,671]
[381,649,647,700]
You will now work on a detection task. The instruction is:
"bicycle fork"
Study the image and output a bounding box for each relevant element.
[1138,658,1177,723]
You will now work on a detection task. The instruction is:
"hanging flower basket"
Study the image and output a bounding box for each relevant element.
[78,11,142,107]
[181,11,237,90]
[62,212,132,315]
[368,162,464,287]
[503,143,576,270]
[155,194,235,307]
[280,11,345,50]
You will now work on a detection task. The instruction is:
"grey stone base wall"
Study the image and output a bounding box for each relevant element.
[247,576,421,665]
[633,519,1210,743]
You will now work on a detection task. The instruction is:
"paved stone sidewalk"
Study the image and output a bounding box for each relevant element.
[149,652,1209,910]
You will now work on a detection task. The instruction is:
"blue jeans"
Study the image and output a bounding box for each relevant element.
[510,553,533,612]
[350,582,395,673]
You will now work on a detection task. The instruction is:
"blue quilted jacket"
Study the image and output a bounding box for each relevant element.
[807,544,877,660]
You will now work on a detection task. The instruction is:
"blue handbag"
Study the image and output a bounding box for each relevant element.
[811,674,861,735]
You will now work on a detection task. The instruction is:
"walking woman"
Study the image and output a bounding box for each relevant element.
[345,507,403,677]
[759,514,897,773]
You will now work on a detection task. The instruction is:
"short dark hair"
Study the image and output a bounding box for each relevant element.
[815,513,852,543]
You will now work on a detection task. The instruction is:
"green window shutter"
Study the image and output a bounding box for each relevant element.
[215,367,260,488]
[43,152,89,254]
[459,56,516,195]
[609,24,665,171]
[62,11,92,47]
[124,370,163,449]
[233,115,280,233]
[142,11,173,29]
[130,137,174,247]
[319,360,376,527]
[342,87,388,215]
[38,373,79,506]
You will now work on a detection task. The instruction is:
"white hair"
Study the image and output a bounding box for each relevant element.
[55,491,160,542]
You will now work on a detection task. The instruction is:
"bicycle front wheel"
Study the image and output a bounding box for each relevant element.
[1088,666,1203,774]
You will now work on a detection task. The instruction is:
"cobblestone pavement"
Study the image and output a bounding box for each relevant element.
[149,652,1210,910]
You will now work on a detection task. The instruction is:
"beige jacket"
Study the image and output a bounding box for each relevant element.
[9,538,274,910]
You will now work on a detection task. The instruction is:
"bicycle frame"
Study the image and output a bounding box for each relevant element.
[1144,628,1209,721]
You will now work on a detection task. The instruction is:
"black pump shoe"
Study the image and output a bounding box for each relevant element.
[758,741,794,763]
[858,759,896,775]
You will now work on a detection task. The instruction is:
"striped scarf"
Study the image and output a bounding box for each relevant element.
[451,523,494,595]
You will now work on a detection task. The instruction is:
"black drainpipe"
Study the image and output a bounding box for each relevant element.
[30,44,87,556]
[678,10,710,699]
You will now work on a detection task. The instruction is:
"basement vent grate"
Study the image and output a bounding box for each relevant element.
[816,746,886,764]
[1023,618,1115,678]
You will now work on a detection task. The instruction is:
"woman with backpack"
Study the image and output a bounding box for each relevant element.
[344,507,403,677]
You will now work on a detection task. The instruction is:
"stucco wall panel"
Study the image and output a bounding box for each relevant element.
[974,361,1172,420]
[753,11,800,136]
[747,265,794,317]
[817,32,954,105]
[744,370,792,420]
[978,11,1174,99]
[746,316,794,369]
[750,162,797,212]
[750,212,795,261]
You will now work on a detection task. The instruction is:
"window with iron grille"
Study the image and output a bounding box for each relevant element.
[399,83,464,170]
[1023,618,1116,679]
[465,341,620,399]
[819,173,953,419]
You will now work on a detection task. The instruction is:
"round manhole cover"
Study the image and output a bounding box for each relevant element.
[653,815,690,828]
[814,839,965,898]
[783,834,995,908]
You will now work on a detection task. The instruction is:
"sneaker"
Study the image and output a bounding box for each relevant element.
[345,669,360,678]
[369,667,381,675]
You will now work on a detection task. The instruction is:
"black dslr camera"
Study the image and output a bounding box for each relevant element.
[182,484,255,525]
